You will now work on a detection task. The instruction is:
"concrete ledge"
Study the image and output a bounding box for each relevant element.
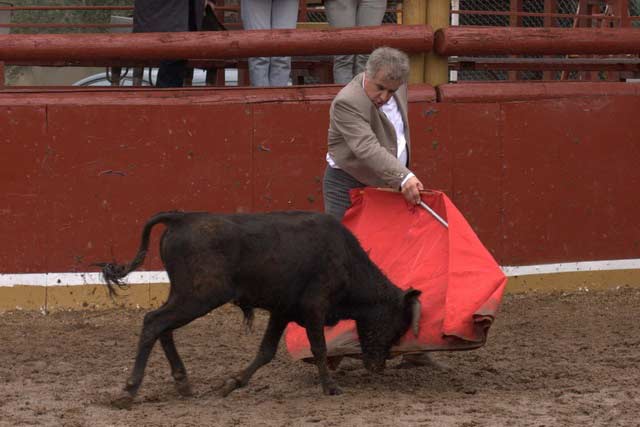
[2,271,640,312]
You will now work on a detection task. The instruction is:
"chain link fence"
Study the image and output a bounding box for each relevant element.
[454,0,639,81]
[6,0,133,34]
[630,0,640,26]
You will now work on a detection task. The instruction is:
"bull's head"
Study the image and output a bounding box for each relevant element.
[357,288,422,372]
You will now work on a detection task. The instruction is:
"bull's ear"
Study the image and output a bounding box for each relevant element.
[404,289,422,337]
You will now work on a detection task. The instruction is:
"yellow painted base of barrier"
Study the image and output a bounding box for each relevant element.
[506,269,640,293]
[1,270,640,312]
[0,285,47,311]
[0,283,170,312]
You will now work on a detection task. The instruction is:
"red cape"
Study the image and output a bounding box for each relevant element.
[285,188,507,360]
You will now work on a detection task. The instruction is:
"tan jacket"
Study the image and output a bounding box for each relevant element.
[327,73,412,189]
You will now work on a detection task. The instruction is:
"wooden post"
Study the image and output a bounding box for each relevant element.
[132,67,144,86]
[403,0,427,84]
[543,0,557,80]
[110,66,122,86]
[543,0,557,28]
[425,0,449,86]
[509,0,523,81]
[618,0,631,28]
[297,0,307,23]
[615,0,630,81]
[578,0,589,28]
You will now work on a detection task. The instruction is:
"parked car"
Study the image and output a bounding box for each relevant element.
[72,67,238,87]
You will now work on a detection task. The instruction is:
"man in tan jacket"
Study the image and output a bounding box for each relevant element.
[323,47,424,220]
[324,47,447,369]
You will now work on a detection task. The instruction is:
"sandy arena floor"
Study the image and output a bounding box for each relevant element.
[1,287,638,427]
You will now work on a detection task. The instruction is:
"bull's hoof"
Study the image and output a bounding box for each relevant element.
[219,378,240,397]
[175,379,194,397]
[111,393,134,410]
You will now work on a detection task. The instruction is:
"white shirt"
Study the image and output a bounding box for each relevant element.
[326,76,414,187]
[379,95,408,169]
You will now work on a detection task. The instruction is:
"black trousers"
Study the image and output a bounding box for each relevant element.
[322,165,366,221]
[156,60,188,88]
[156,0,198,88]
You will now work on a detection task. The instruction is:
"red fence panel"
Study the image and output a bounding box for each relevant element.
[1,84,639,273]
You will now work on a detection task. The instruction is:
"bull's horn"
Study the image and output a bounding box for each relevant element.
[411,299,421,337]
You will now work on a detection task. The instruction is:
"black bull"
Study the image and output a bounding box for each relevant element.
[97,211,421,408]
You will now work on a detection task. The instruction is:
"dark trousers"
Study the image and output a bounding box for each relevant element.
[156,60,188,88]
[322,165,366,221]
[156,0,198,88]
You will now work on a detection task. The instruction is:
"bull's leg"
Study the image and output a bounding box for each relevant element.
[305,321,342,396]
[112,306,168,409]
[159,331,192,397]
[112,298,224,409]
[218,314,288,397]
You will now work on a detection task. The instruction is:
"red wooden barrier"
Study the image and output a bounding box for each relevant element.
[437,82,640,102]
[0,25,433,63]
[435,27,640,56]
[1,84,639,273]
[449,57,640,72]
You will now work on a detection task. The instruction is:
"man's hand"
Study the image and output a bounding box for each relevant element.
[401,176,424,205]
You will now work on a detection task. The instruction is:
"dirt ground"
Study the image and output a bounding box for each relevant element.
[1,287,638,427]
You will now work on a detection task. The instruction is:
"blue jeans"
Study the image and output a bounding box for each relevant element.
[241,0,299,87]
[324,0,387,84]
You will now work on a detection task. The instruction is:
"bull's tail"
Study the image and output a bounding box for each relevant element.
[93,211,186,297]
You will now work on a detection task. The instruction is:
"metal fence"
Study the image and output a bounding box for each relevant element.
[453,0,640,81]
[2,1,133,34]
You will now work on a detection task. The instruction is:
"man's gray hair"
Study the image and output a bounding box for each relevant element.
[364,47,410,83]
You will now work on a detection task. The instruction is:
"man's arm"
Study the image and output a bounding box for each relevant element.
[332,100,412,189]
